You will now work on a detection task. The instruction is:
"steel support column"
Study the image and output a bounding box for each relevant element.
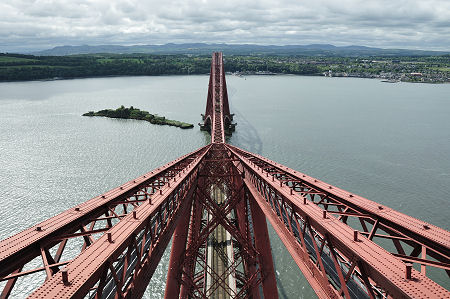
[248,190,279,299]
[164,198,194,299]
[179,191,204,298]
[235,191,260,299]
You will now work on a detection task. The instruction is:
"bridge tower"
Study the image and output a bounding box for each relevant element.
[167,52,278,298]
[200,52,236,140]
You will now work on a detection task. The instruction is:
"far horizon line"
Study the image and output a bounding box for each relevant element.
[3,42,450,54]
[35,42,450,52]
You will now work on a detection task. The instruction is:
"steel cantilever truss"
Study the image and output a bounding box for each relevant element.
[27,146,209,298]
[164,143,278,299]
[0,145,210,298]
[226,144,450,298]
[0,52,449,298]
[167,53,277,298]
[201,52,235,143]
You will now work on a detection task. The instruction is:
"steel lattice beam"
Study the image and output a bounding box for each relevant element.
[226,145,450,277]
[170,143,277,299]
[26,145,209,298]
[226,143,450,298]
[0,145,210,298]
[200,52,235,143]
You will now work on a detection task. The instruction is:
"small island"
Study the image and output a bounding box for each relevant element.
[83,106,194,129]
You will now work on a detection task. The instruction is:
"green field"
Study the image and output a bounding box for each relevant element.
[431,67,450,72]
[0,56,38,63]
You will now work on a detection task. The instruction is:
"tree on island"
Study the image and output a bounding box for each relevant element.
[83,106,194,129]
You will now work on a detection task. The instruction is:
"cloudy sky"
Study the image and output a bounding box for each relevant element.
[1,0,449,52]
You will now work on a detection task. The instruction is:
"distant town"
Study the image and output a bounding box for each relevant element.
[314,57,449,83]
[228,56,450,83]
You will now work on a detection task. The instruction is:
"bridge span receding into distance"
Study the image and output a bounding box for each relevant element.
[0,52,449,299]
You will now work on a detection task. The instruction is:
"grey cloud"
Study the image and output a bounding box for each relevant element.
[0,0,449,52]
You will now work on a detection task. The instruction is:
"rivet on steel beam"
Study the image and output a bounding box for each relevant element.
[61,270,70,286]
[133,211,137,219]
[75,207,80,212]
[353,230,358,241]
[423,224,430,230]
[107,232,113,243]
[405,263,412,280]
[143,175,146,178]
[133,180,136,183]
[323,211,327,219]
[36,226,42,231]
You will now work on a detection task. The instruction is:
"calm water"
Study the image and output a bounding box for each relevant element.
[0,75,449,298]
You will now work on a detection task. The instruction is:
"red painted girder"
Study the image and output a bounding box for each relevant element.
[204,60,214,122]
[393,253,450,271]
[164,190,193,298]
[205,52,228,144]
[0,145,209,295]
[217,52,226,143]
[242,172,337,298]
[28,146,209,298]
[210,53,219,143]
[248,192,279,299]
[177,143,268,298]
[227,144,450,266]
[227,144,450,298]
[179,192,204,298]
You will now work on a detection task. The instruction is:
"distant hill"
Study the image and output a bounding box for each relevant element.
[30,43,449,57]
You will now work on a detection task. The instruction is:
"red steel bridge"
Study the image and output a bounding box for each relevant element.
[1,52,449,299]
